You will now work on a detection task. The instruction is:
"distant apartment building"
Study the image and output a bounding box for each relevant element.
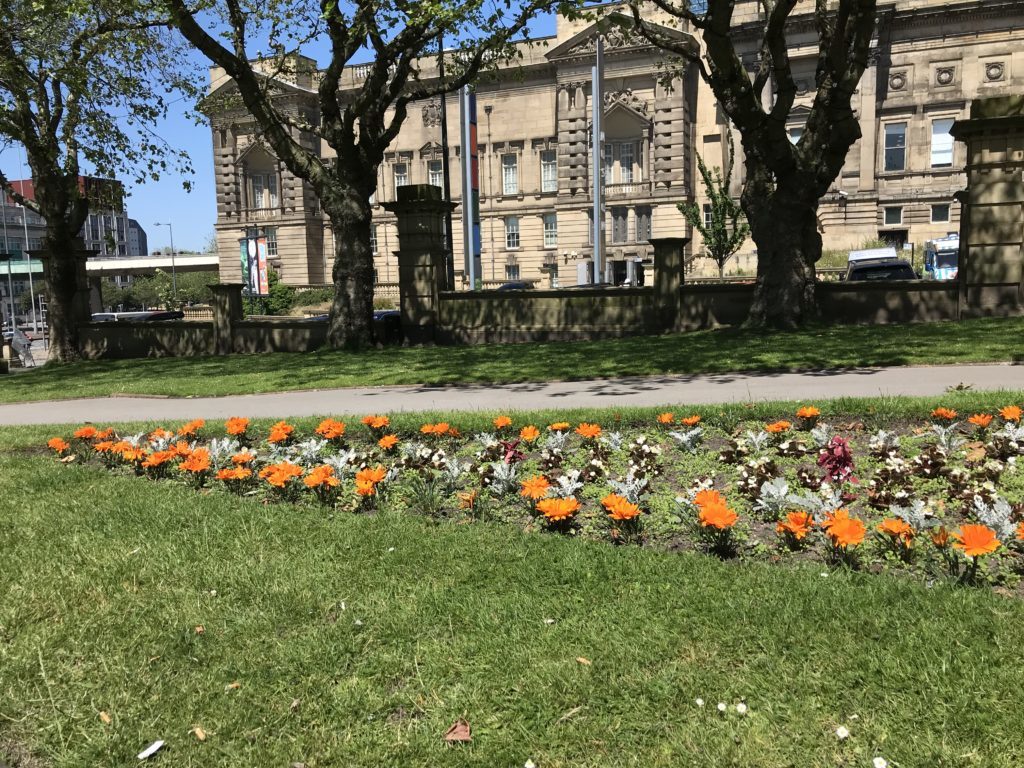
[203,0,1024,289]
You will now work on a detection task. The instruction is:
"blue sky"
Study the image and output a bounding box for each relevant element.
[0,12,559,254]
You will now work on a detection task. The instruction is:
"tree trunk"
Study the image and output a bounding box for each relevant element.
[744,183,822,329]
[42,225,86,363]
[323,184,375,349]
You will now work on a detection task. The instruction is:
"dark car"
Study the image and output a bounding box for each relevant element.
[308,309,404,345]
[844,259,920,282]
[494,281,534,291]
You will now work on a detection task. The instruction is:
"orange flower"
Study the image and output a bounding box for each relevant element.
[519,425,540,443]
[362,414,390,430]
[825,514,866,549]
[179,448,212,474]
[776,511,814,541]
[968,413,993,429]
[999,405,1022,422]
[225,417,250,436]
[95,428,116,440]
[231,451,256,465]
[216,466,252,482]
[796,406,820,420]
[171,441,193,458]
[148,428,174,442]
[74,425,98,440]
[693,488,726,510]
[356,465,387,485]
[303,465,340,489]
[602,493,642,521]
[142,450,176,468]
[877,517,915,546]
[378,434,399,451]
[258,461,303,488]
[355,479,377,496]
[177,419,205,437]
[698,502,739,530]
[520,475,551,500]
[575,422,602,440]
[1017,521,1024,542]
[315,418,346,440]
[952,524,1001,557]
[420,422,450,436]
[548,422,570,432]
[457,490,479,510]
[765,420,792,434]
[493,415,512,429]
[536,497,580,522]
[268,420,294,444]
[110,441,132,455]
[657,412,675,424]
[680,415,701,427]
[93,440,115,454]
[931,525,951,549]
[931,407,958,421]
[47,437,70,454]
[121,447,147,463]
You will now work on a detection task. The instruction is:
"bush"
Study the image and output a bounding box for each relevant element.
[292,287,334,307]
[243,270,296,316]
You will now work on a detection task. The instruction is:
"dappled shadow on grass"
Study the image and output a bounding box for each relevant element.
[2,316,1021,403]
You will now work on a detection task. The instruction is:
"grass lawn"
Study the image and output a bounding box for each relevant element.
[4,406,1024,767]
[4,315,1024,404]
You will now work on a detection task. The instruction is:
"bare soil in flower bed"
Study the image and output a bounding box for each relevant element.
[39,404,1024,596]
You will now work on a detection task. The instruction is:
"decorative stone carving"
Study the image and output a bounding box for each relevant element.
[421,100,442,127]
[888,72,907,91]
[603,88,649,115]
[795,79,810,96]
[564,28,648,58]
[985,61,1005,82]
[935,66,955,86]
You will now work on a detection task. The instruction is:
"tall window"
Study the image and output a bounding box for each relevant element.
[620,143,635,183]
[369,225,378,255]
[505,216,520,249]
[541,150,557,193]
[635,206,652,242]
[931,118,954,168]
[703,203,713,228]
[264,227,278,256]
[884,123,907,172]
[502,154,518,195]
[428,160,443,188]
[542,212,557,248]
[393,162,408,192]
[611,207,628,244]
[251,173,278,209]
[603,144,614,184]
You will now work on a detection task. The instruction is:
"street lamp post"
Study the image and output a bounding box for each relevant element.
[153,222,178,301]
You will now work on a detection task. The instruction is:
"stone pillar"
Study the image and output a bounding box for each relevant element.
[649,237,689,330]
[951,96,1024,316]
[210,283,244,355]
[858,50,880,193]
[383,185,457,344]
[88,275,104,314]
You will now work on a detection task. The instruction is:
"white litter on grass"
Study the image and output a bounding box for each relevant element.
[717,702,727,713]
[695,698,705,707]
[137,740,164,759]
[543,618,556,625]
[525,761,537,768]
[835,725,850,740]
[736,702,748,715]
[873,758,888,768]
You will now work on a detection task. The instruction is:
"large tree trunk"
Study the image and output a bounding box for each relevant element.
[323,183,375,349]
[42,224,85,363]
[744,179,822,329]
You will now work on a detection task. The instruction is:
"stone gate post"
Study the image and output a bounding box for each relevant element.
[649,237,689,331]
[210,283,244,355]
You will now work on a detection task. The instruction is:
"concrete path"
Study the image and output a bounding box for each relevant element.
[1,363,1023,426]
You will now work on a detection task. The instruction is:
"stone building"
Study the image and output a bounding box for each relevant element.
[204,0,1024,289]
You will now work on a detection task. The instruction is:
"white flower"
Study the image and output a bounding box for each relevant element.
[695,698,705,707]
[717,702,727,713]
[735,702,748,715]
[525,761,537,768]
[873,758,888,768]
[835,725,850,740]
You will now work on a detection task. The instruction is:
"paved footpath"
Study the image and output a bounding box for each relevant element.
[1,363,1023,426]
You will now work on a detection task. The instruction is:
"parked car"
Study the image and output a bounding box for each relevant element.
[844,258,920,282]
[90,310,185,322]
[307,309,404,345]
[494,281,535,291]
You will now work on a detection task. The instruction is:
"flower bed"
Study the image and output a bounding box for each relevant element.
[47,405,1024,591]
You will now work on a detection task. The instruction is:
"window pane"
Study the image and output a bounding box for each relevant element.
[394,163,408,190]
[502,154,518,195]
[428,160,443,187]
[635,206,651,242]
[884,123,906,171]
[370,225,378,254]
[620,143,634,184]
[788,127,802,145]
[612,208,628,243]
[505,217,520,249]
[931,119,954,167]
[543,212,557,247]
[703,204,713,228]
[931,204,950,223]
[604,144,614,184]
[541,150,557,193]
[884,206,902,225]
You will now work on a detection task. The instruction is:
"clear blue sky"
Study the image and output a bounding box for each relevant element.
[0,13,558,254]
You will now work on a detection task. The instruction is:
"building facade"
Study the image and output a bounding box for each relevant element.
[205,0,1024,289]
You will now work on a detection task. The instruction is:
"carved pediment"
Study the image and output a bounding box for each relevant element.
[545,12,697,62]
[604,88,649,117]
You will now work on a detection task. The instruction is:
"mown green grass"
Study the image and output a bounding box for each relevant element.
[3,413,1024,767]
[4,315,1024,404]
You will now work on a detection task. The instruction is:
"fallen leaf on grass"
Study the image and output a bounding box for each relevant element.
[99,711,112,725]
[575,657,591,666]
[190,726,207,742]
[225,681,241,691]
[555,705,585,724]
[59,455,77,463]
[137,740,165,759]
[444,719,471,743]
[290,698,301,712]
[194,625,205,635]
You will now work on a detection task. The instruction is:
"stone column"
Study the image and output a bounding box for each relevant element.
[383,185,457,344]
[88,275,104,314]
[858,50,880,192]
[210,283,244,355]
[649,237,689,331]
